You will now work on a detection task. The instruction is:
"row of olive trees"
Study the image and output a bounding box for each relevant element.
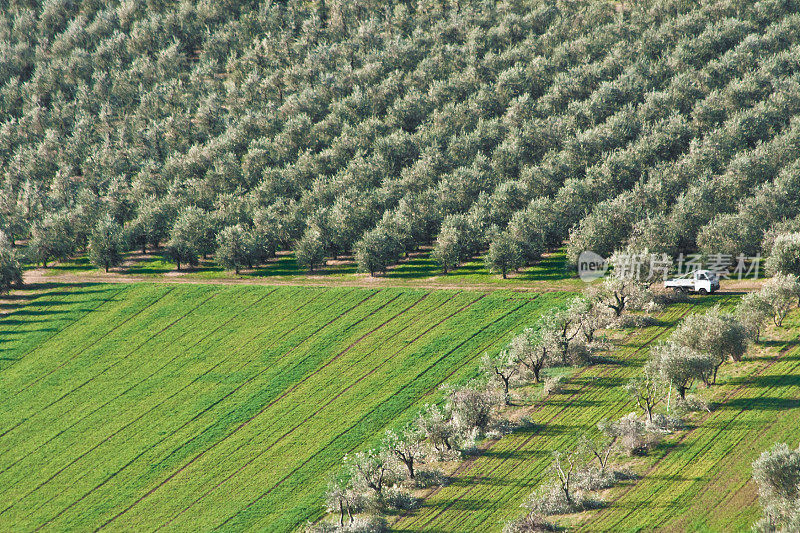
[313,381,506,531]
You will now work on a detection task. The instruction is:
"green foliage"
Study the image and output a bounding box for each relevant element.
[766,232,800,277]
[88,214,125,272]
[752,443,800,532]
[215,224,249,274]
[28,212,76,267]
[354,228,403,276]
[485,235,523,279]
[296,228,327,272]
[0,231,22,293]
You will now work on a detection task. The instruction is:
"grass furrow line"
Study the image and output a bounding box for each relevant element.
[154,292,466,529]
[621,344,800,530]
[156,294,473,524]
[9,288,334,529]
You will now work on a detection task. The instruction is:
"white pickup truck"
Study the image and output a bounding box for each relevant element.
[664,269,720,295]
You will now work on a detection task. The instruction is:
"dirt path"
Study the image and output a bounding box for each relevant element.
[20,267,579,293]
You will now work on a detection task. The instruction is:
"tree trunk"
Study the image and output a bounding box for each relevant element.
[105,264,109,273]
[502,376,511,405]
[678,386,686,399]
[404,458,415,479]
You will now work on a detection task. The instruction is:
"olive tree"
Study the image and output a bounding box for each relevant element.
[569,296,610,343]
[670,307,749,384]
[587,276,650,318]
[447,382,502,434]
[416,404,457,454]
[382,426,427,480]
[762,274,800,327]
[344,448,396,497]
[624,367,663,423]
[432,222,463,274]
[484,234,523,278]
[324,475,365,528]
[752,442,800,532]
[88,215,125,272]
[509,325,558,384]
[481,349,520,405]
[354,228,403,276]
[295,228,326,272]
[649,342,714,399]
[216,225,249,274]
[736,291,774,341]
[28,212,76,267]
[765,232,800,277]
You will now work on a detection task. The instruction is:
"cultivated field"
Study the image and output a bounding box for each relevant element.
[394,300,800,532]
[0,283,566,531]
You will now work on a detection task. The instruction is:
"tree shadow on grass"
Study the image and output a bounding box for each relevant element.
[720,395,800,411]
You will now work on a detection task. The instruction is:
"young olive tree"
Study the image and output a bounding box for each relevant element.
[762,274,800,327]
[417,404,456,455]
[578,433,616,473]
[88,215,125,272]
[736,291,774,342]
[481,349,520,405]
[670,307,749,384]
[324,475,365,527]
[344,448,395,497]
[752,442,800,532]
[382,426,427,480]
[587,276,650,318]
[569,295,609,343]
[448,382,502,434]
[650,342,714,400]
[509,325,558,384]
[624,367,663,423]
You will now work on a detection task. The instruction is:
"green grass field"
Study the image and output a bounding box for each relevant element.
[0,283,568,531]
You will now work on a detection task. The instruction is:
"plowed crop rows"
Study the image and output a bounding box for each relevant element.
[0,284,564,531]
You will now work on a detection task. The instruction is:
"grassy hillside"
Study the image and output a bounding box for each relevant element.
[0,283,566,531]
